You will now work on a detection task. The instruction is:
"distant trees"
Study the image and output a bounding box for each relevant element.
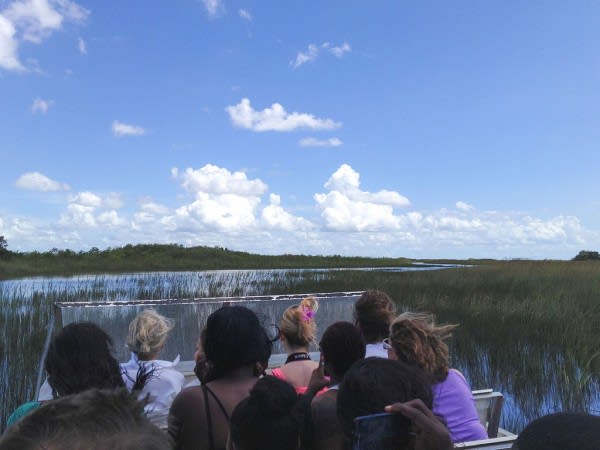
[572,250,600,261]
[0,235,10,259]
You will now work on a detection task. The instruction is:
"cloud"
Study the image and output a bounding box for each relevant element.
[292,44,319,69]
[315,165,410,232]
[456,201,474,211]
[202,0,223,17]
[77,36,85,54]
[327,42,351,58]
[292,41,351,69]
[261,194,313,231]
[112,120,146,137]
[238,9,251,21]
[0,0,89,71]
[0,14,24,70]
[31,97,53,113]
[226,98,341,132]
[299,137,343,147]
[15,172,69,191]
[177,164,268,196]
[59,191,124,228]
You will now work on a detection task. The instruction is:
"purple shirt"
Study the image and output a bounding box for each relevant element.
[432,369,488,443]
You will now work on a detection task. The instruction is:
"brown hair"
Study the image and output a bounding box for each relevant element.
[353,290,395,343]
[279,297,318,347]
[389,312,458,383]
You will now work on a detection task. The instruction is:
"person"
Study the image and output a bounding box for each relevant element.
[512,412,600,450]
[121,309,184,427]
[168,305,273,450]
[7,322,127,427]
[227,376,301,450]
[336,357,451,450]
[309,321,366,450]
[353,290,395,358]
[271,297,319,394]
[386,312,487,443]
[0,388,172,450]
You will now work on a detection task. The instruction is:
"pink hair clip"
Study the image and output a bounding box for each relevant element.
[301,307,315,322]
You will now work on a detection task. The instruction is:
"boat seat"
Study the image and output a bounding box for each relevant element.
[472,389,504,438]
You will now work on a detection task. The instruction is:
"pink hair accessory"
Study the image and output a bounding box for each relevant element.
[301,307,315,322]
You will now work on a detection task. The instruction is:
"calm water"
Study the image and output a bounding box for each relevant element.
[1,266,597,433]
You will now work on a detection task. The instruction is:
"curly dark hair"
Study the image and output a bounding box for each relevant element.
[319,321,365,381]
[45,322,125,397]
[389,313,458,383]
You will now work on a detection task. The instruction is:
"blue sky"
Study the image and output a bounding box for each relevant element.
[1,0,599,259]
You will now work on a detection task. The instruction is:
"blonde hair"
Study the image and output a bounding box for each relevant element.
[279,297,318,347]
[389,312,458,383]
[127,309,174,359]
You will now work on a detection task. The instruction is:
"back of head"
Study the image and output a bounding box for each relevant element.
[353,290,395,343]
[230,376,300,450]
[0,389,171,450]
[280,297,318,347]
[513,412,600,450]
[45,322,125,397]
[337,357,433,446]
[319,321,366,380]
[203,306,272,377]
[127,309,174,360]
[389,312,457,382]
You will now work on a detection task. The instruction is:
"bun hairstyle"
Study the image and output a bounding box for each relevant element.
[353,290,395,343]
[389,312,458,383]
[279,296,319,347]
[127,309,174,360]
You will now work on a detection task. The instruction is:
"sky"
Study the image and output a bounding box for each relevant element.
[1,0,600,259]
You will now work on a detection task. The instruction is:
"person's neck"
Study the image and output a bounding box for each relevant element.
[286,345,309,355]
[137,352,159,362]
[219,365,256,382]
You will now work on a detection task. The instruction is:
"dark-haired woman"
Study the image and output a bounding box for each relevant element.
[168,306,272,450]
[353,290,395,358]
[7,322,126,427]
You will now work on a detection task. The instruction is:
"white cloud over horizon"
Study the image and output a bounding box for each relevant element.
[15,172,69,191]
[2,164,596,259]
[31,97,53,113]
[226,98,341,132]
[112,120,146,137]
[292,41,351,69]
[299,137,343,147]
[0,0,89,71]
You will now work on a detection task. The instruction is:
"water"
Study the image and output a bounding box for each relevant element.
[1,265,597,434]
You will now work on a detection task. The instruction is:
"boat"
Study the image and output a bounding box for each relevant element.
[37,291,517,448]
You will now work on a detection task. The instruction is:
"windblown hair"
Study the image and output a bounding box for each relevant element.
[45,322,125,398]
[353,290,395,343]
[389,312,458,383]
[336,357,433,449]
[230,376,300,450]
[202,306,272,379]
[279,297,318,347]
[0,389,171,450]
[127,309,174,360]
[319,321,366,380]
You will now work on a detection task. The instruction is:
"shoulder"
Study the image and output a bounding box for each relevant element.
[271,367,286,379]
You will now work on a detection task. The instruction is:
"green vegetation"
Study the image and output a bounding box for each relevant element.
[572,250,600,261]
[0,243,412,280]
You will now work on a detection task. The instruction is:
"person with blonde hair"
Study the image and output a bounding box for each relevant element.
[386,312,487,443]
[271,297,319,394]
[121,309,184,428]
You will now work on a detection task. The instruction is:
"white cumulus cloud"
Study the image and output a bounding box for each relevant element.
[202,0,223,17]
[0,14,23,71]
[299,137,343,147]
[327,42,351,58]
[31,97,53,113]
[456,201,474,211]
[112,120,146,137]
[59,191,124,228]
[261,194,313,231]
[15,171,69,191]
[292,41,351,69]
[226,98,341,132]
[177,164,267,196]
[77,36,85,53]
[238,9,251,21]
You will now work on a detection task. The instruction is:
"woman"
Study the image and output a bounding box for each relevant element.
[386,312,488,443]
[121,309,184,427]
[271,297,319,394]
[168,306,272,450]
[353,290,395,358]
[7,322,126,427]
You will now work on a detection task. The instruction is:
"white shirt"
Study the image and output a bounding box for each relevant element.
[365,342,389,359]
[121,353,185,428]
